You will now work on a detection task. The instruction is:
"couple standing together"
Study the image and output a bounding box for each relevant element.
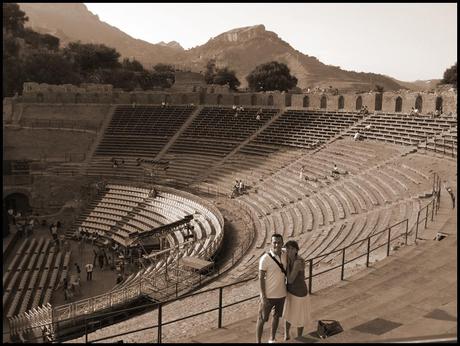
[257,234,311,343]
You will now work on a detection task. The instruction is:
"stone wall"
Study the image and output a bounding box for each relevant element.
[17,82,457,114]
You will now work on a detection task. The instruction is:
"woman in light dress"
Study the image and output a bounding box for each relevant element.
[283,240,311,340]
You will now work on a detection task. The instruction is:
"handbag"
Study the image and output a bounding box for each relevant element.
[317,320,343,339]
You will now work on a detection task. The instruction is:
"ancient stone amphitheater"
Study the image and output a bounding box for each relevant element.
[2,89,457,343]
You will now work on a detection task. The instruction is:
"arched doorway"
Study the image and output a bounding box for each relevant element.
[303,96,309,108]
[164,94,171,104]
[234,95,240,105]
[181,94,188,104]
[355,96,362,110]
[210,87,215,94]
[199,92,205,105]
[338,96,344,110]
[268,95,274,106]
[320,95,327,109]
[435,97,443,112]
[75,93,81,104]
[285,94,292,107]
[395,97,403,112]
[37,93,44,103]
[415,95,423,112]
[375,93,383,111]
[251,94,257,106]
[217,94,223,105]
[4,192,31,213]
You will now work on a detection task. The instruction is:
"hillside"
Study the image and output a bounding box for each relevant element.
[19,3,410,91]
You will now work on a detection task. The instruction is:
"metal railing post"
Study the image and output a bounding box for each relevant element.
[366,237,371,267]
[387,227,392,257]
[218,287,223,328]
[157,303,162,344]
[340,248,346,280]
[405,219,408,245]
[308,259,313,294]
[415,210,420,244]
[431,199,435,221]
[424,205,429,228]
[443,138,446,156]
[85,318,88,343]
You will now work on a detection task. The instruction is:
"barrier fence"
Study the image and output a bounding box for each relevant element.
[8,181,442,343]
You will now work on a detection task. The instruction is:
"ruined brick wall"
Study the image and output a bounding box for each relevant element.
[19,82,456,114]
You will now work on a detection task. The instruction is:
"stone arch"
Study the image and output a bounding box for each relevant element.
[355,96,362,110]
[285,94,292,107]
[181,94,188,104]
[217,94,223,105]
[251,94,257,106]
[268,95,274,106]
[395,96,403,112]
[233,95,240,105]
[375,93,383,111]
[37,93,44,103]
[320,95,327,109]
[303,96,309,108]
[4,192,31,213]
[415,95,423,112]
[338,96,345,109]
[75,93,81,104]
[435,96,443,112]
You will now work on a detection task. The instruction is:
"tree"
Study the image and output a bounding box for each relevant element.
[204,59,217,84]
[246,61,298,92]
[3,3,28,34]
[63,42,121,73]
[22,51,81,85]
[374,84,384,92]
[122,58,144,72]
[213,67,240,91]
[440,62,457,87]
[152,63,175,88]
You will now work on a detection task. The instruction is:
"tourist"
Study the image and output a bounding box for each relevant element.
[256,234,287,343]
[299,166,304,181]
[239,180,244,194]
[332,163,340,176]
[50,223,58,241]
[74,263,81,278]
[353,131,361,141]
[282,240,311,340]
[85,262,94,281]
[444,181,455,209]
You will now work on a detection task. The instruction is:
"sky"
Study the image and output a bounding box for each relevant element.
[84,3,457,82]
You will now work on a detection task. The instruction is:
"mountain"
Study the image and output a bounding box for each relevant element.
[18,3,185,68]
[18,3,405,91]
[394,79,441,91]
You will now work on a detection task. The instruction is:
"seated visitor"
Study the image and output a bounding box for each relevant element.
[353,131,361,141]
[332,164,340,176]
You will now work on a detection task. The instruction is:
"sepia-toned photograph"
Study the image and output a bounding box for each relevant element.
[3,2,457,343]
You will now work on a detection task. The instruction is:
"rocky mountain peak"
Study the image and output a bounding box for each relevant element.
[213,24,274,44]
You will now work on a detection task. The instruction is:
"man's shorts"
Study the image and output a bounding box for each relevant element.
[258,297,285,322]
